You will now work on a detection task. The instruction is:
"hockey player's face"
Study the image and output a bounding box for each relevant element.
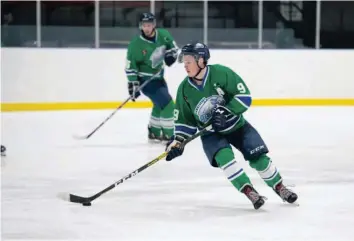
[141,22,155,36]
[183,55,200,77]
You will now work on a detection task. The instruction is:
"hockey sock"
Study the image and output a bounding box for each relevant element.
[159,100,175,137]
[249,154,283,189]
[149,105,162,137]
[215,148,252,191]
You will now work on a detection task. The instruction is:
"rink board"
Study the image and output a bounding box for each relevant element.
[2,99,354,112]
[2,49,354,112]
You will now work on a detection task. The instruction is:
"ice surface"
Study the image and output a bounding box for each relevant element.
[1,107,354,241]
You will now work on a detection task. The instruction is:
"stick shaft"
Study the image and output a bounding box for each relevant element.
[82,72,161,139]
[69,125,211,204]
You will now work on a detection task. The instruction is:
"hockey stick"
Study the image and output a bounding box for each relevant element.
[59,125,212,206]
[73,71,162,140]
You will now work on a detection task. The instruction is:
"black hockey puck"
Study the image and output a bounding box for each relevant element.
[82,202,92,206]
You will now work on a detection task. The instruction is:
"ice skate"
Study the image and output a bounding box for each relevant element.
[274,182,298,204]
[242,185,266,210]
[148,126,161,143]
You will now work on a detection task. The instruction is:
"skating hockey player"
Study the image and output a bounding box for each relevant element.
[125,12,178,143]
[165,42,298,209]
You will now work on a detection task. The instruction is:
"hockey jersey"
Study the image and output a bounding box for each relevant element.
[125,28,178,82]
[173,64,252,138]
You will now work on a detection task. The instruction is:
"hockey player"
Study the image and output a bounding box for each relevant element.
[125,12,178,143]
[166,42,298,209]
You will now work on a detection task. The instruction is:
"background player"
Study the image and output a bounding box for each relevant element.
[125,12,178,143]
[166,42,298,209]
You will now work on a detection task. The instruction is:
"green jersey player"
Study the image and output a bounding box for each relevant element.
[125,13,178,143]
[166,42,298,209]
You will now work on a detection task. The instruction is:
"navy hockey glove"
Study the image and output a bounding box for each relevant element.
[211,105,233,132]
[164,49,178,67]
[128,81,141,101]
[165,135,185,161]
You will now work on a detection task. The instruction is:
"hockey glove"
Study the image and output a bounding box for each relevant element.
[165,135,185,161]
[164,49,178,67]
[211,105,233,132]
[128,81,141,101]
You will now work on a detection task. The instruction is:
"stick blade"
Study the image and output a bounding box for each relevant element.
[57,192,71,202]
[57,192,90,204]
[72,134,89,140]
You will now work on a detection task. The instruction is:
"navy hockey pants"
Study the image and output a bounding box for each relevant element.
[201,121,269,167]
[141,78,172,109]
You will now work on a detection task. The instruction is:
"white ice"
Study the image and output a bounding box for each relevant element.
[1,107,354,241]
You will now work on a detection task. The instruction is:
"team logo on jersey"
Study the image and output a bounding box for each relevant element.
[150,45,166,68]
[194,95,225,123]
[142,50,147,56]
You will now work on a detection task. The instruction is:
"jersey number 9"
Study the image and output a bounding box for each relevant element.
[237,83,247,93]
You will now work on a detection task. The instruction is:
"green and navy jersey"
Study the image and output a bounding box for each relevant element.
[173,64,252,138]
[125,28,178,82]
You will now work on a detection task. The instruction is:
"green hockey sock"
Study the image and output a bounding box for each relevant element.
[215,148,252,191]
[249,154,283,189]
[160,100,175,137]
[149,105,162,137]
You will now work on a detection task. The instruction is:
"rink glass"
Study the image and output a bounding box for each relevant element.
[1,1,354,49]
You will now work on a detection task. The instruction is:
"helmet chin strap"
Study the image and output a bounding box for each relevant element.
[193,61,206,81]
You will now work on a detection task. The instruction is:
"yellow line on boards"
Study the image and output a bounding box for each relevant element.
[1,99,354,112]
[251,99,354,106]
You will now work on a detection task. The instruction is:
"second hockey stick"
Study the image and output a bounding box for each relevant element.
[73,71,162,140]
